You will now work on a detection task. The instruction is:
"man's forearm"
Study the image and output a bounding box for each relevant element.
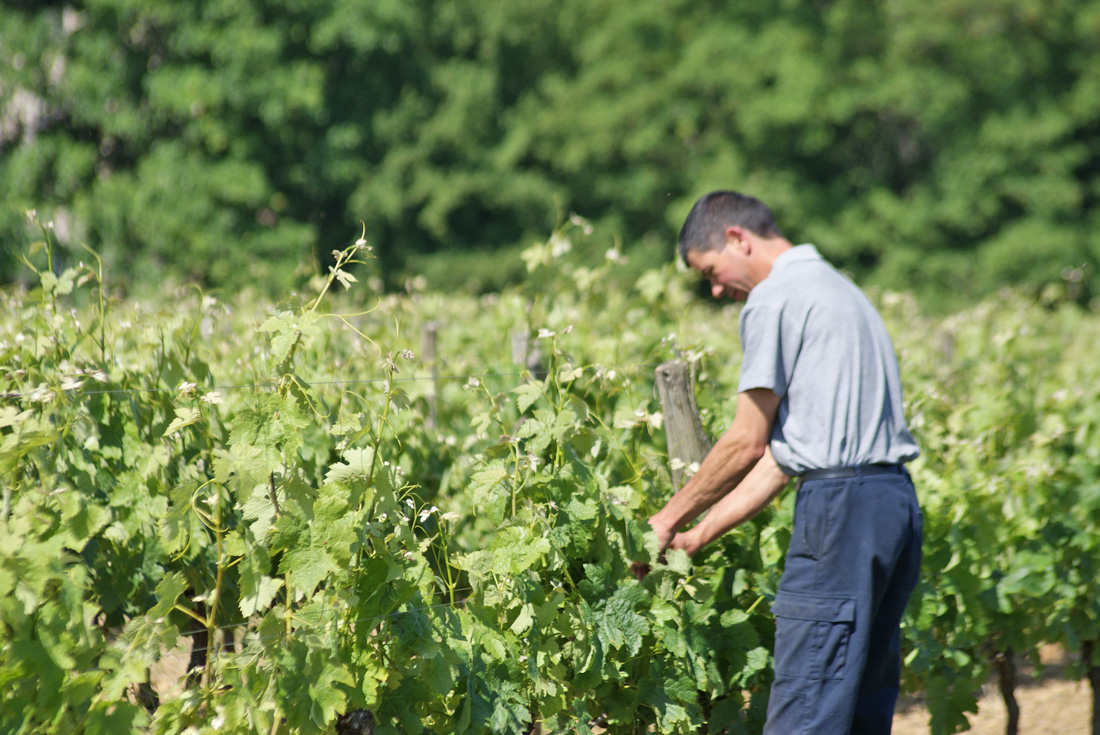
[647,388,781,549]
[648,429,764,544]
[673,448,790,555]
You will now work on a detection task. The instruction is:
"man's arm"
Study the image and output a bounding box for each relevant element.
[647,388,781,549]
[667,447,791,556]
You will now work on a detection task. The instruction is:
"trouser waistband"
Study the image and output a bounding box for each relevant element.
[799,464,904,483]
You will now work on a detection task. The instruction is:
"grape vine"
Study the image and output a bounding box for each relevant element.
[2,215,1098,734]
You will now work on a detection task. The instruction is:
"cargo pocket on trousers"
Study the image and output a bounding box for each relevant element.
[771,590,855,681]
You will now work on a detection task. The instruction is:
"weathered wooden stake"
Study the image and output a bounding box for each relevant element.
[511,330,529,368]
[512,329,544,379]
[421,321,439,428]
[655,361,712,491]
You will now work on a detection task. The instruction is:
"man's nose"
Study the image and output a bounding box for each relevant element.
[711,281,725,298]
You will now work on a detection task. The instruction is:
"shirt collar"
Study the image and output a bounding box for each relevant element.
[771,243,821,273]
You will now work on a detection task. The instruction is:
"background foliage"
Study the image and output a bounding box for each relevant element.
[2,0,1098,304]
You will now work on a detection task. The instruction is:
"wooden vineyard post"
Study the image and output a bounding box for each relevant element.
[511,330,529,370]
[655,361,712,491]
[421,321,439,428]
[511,329,544,380]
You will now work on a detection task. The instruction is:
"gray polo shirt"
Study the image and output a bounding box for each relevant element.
[737,244,920,476]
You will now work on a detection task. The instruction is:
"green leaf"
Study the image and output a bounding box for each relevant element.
[488,680,531,734]
[333,267,358,289]
[241,489,278,540]
[308,660,354,727]
[260,310,321,367]
[85,700,148,735]
[163,407,201,437]
[510,602,535,635]
[38,604,77,670]
[325,446,375,485]
[281,545,339,598]
[40,270,58,296]
[663,548,693,575]
[56,492,111,548]
[455,527,550,581]
[597,584,649,656]
[239,546,283,617]
[512,381,543,413]
[160,482,209,555]
[0,406,31,428]
[0,414,56,477]
[150,572,189,618]
[741,647,771,679]
[491,526,551,576]
[55,267,77,296]
[469,461,510,525]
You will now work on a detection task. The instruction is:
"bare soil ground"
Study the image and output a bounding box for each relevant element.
[893,646,1092,735]
[151,635,196,701]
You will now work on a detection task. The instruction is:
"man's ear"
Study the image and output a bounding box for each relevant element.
[725,225,750,254]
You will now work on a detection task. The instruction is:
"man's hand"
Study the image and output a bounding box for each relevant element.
[668,529,703,556]
[632,515,674,580]
[634,528,703,579]
[647,514,675,553]
[634,528,704,578]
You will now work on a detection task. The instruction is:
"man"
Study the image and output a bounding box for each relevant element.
[647,191,922,734]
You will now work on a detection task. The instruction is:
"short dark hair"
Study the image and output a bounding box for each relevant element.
[677,191,783,265]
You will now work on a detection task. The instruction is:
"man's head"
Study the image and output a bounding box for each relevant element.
[678,191,789,300]
[678,191,782,263]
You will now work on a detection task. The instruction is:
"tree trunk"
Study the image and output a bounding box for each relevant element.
[995,649,1019,735]
[336,709,375,735]
[186,601,208,688]
[136,673,159,713]
[1085,640,1100,735]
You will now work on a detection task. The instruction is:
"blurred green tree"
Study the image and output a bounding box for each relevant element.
[1,0,1097,305]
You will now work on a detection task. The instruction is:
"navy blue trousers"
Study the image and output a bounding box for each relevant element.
[763,469,922,735]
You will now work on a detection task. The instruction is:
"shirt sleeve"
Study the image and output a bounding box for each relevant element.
[737,303,794,398]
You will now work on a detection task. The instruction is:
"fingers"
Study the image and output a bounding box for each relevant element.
[668,532,698,556]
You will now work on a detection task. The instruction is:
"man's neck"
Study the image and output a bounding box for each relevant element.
[753,236,793,283]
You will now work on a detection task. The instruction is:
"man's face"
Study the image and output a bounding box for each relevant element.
[686,245,751,301]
